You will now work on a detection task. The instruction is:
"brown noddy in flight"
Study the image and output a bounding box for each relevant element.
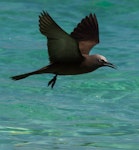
[11,11,116,88]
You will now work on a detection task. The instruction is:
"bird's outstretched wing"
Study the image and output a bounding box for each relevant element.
[39,11,83,63]
[71,14,99,55]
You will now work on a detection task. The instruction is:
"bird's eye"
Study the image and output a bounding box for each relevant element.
[98,59,105,63]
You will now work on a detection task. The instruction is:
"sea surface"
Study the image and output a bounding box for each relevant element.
[0,0,139,149]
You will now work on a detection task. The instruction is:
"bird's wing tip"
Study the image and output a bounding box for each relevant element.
[40,10,50,17]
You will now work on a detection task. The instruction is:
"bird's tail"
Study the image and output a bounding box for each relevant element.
[11,66,49,80]
[11,72,33,80]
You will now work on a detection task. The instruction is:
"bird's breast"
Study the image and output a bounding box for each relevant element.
[47,61,97,75]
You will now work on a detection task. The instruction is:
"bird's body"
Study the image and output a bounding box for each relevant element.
[11,11,116,88]
[44,55,99,75]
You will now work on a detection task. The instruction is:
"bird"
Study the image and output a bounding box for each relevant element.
[11,11,116,88]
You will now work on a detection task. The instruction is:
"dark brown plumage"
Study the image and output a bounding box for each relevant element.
[11,11,116,88]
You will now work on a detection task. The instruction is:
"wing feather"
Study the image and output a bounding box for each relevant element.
[71,14,99,54]
[39,11,83,63]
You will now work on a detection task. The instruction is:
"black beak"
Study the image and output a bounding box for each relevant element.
[104,62,117,69]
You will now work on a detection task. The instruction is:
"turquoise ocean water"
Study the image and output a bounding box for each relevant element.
[1,0,139,149]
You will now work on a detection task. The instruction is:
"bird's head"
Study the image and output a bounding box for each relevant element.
[94,54,116,69]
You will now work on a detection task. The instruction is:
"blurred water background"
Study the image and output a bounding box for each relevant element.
[0,0,139,149]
